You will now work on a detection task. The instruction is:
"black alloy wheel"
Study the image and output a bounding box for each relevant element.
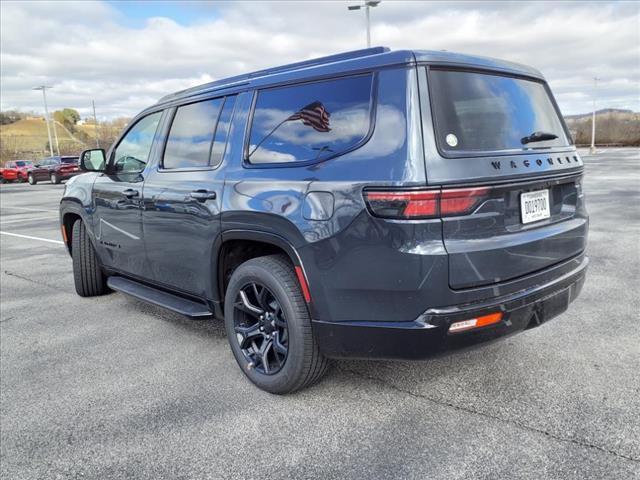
[223,254,328,394]
[233,282,289,375]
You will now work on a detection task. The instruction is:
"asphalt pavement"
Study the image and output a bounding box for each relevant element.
[1,148,639,479]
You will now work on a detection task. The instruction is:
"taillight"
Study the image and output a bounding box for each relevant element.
[440,187,491,216]
[364,187,491,219]
[363,190,439,219]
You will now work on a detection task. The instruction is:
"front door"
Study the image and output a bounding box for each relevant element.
[142,95,237,298]
[92,111,164,277]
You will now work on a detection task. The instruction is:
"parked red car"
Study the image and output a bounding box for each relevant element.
[27,156,80,184]
[0,160,33,183]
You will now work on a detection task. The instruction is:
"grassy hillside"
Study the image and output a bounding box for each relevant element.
[564,110,640,146]
[0,118,85,157]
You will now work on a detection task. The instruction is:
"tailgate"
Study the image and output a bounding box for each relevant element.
[443,172,587,289]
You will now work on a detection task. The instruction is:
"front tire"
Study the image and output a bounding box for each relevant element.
[28,174,36,185]
[224,255,328,394]
[71,220,109,297]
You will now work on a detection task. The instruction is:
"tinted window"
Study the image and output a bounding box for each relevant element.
[429,69,569,153]
[61,157,78,164]
[248,74,373,164]
[163,98,223,169]
[113,112,162,173]
[210,96,237,167]
[15,161,31,167]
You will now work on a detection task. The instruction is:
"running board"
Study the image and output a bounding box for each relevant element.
[107,276,213,319]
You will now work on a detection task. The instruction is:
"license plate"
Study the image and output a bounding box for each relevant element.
[520,189,550,224]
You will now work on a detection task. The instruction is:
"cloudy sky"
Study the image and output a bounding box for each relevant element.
[1,0,638,119]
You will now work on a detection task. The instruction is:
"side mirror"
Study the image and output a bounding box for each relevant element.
[80,149,107,172]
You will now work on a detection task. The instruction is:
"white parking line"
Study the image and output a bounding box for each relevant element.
[0,231,64,245]
[0,215,59,225]
[0,206,57,213]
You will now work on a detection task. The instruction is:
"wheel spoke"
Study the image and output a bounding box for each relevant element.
[273,332,287,356]
[238,289,263,316]
[235,323,262,349]
[259,339,273,374]
[254,284,269,311]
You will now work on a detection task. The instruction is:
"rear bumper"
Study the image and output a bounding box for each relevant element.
[59,170,81,179]
[313,256,588,360]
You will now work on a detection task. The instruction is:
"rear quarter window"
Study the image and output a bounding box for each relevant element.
[247,74,374,165]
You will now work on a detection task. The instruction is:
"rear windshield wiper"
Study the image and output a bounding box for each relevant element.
[521,131,558,145]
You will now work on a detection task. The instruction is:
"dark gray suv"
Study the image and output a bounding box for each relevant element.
[60,47,588,393]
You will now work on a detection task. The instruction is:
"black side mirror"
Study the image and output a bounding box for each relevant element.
[80,149,107,172]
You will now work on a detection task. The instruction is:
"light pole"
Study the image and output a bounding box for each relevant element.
[348,1,381,48]
[92,100,100,148]
[33,85,54,157]
[590,77,600,154]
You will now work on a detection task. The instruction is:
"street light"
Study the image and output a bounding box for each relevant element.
[32,85,59,157]
[348,0,381,48]
[590,77,601,154]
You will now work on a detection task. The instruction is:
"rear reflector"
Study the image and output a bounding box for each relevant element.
[60,225,68,243]
[364,187,491,219]
[294,266,312,304]
[448,312,503,333]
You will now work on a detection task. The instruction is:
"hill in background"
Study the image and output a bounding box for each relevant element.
[564,109,639,146]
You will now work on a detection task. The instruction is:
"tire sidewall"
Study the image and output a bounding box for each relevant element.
[224,260,309,393]
[28,174,35,185]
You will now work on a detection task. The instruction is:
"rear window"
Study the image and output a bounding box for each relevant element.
[429,69,569,154]
[247,74,374,165]
[61,157,78,164]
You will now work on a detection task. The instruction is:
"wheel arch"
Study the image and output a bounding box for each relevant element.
[217,230,312,315]
[60,200,91,256]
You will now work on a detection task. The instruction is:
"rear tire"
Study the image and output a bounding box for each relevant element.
[71,220,109,297]
[224,254,328,394]
[28,174,36,185]
[51,173,60,184]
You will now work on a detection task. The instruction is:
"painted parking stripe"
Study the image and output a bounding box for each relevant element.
[0,215,59,225]
[0,231,64,245]
[0,206,57,213]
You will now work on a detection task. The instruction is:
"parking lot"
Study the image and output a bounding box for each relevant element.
[1,149,638,479]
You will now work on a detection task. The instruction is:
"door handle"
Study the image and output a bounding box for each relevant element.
[190,190,217,201]
[122,188,139,198]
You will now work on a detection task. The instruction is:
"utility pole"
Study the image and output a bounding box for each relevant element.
[51,112,60,157]
[348,1,381,48]
[33,86,54,157]
[590,77,600,154]
[92,100,100,148]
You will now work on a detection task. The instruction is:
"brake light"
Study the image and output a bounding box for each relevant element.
[440,187,490,216]
[364,190,439,219]
[364,187,491,219]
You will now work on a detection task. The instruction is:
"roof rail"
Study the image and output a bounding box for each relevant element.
[247,46,390,79]
[158,46,390,104]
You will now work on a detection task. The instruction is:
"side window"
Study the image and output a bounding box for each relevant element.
[247,74,374,165]
[113,112,162,173]
[163,98,223,169]
[210,95,237,167]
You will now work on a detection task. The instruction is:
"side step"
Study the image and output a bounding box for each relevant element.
[107,276,213,319]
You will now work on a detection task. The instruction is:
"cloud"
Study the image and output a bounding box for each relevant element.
[1,0,638,118]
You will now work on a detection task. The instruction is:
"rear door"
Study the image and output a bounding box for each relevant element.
[142,95,237,298]
[420,67,588,289]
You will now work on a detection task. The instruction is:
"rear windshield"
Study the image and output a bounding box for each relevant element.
[15,161,32,167]
[61,157,78,164]
[429,69,570,154]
